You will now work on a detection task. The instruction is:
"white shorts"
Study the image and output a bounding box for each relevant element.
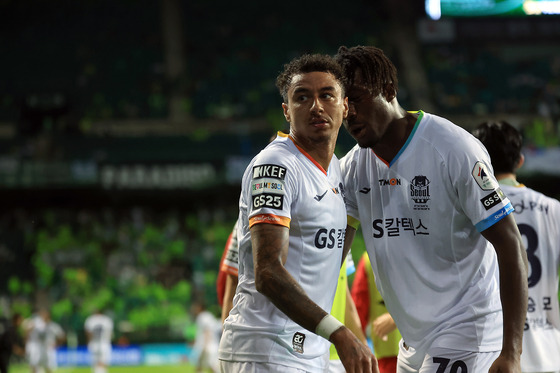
[220,361,313,373]
[88,342,112,365]
[397,340,500,373]
[26,343,57,370]
[328,359,345,373]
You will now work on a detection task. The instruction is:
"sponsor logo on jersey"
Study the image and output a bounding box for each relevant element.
[410,176,431,210]
[379,178,401,186]
[372,217,430,238]
[472,161,498,191]
[252,164,287,180]
[314,190,328,201]
[314,228,345,249]
[359,187,371,194]
[252,193,284,210]
[251,178,286,195]
[315,186,341,201]
[481,188,505,210]
[293,332,305,353]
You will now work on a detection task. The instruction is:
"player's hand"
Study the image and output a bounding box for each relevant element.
[331,326,379,373]
[372,312,396,341]
[488,353,521,373]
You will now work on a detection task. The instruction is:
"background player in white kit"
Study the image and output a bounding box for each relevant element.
[84,309,113,373]
[335,45,528,373]
[191,299,221,373]
[219,53,376,373]
[25,309,65,373]
[473,120,560,373]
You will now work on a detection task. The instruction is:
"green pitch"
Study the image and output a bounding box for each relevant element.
[9,364,197,373]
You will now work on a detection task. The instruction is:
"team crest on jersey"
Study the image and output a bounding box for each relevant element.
[472,161,498,191]
[292,332,306,353]
[410,175,431,210]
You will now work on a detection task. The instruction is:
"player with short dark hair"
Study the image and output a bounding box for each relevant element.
[336,45,528,372]
[473,120,560,373]
[219,53,377,372]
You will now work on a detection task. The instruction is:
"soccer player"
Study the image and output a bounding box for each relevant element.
[191,300,221,373]
[25,309,65,373]
[84,309,113,373]
[473,120,560,373]
[335,45,528,372]
[219,53,377,372]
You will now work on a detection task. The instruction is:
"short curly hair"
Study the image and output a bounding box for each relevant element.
[472,120,523,174]
[275,53,346,103]
[335,45,398,98]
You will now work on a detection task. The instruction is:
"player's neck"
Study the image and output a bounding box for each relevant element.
[289,135,335,172]
[374,111,417,164]
[497,174,520,186]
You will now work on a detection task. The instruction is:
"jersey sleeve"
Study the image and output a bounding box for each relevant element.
[340,147,361,228]
[247,149,296,228]
[221,220,239,276]
[449,136,513,232]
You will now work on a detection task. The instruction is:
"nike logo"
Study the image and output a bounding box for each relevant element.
[314,190,328,201]
[359,187,371,194]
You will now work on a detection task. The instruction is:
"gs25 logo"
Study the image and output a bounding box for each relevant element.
[252,193,283,209]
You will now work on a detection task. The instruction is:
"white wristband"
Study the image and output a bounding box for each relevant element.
[315,314,344,340]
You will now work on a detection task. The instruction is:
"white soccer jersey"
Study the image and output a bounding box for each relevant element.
[193,310,221,371]
[341,111,513,353]
[85,314,113,345]
[500,182,560,372]
[219,132,347,372]
[85,313,113,366]
[26,317,64,348]
[26,317,64,369]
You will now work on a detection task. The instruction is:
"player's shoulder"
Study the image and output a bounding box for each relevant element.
[420,112,482,152]
[530,187,560,211]
[256,137,297,165]
[340,143,368,169]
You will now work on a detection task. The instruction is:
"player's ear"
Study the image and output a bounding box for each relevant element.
[517,153,525,170]
[282,103,291,123]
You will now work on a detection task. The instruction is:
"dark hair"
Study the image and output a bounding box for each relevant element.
[335,45,398,98]
[472,120,523,174]
[275,54,346,103]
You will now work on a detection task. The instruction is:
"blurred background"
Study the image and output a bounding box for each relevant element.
[0,0,559,369]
